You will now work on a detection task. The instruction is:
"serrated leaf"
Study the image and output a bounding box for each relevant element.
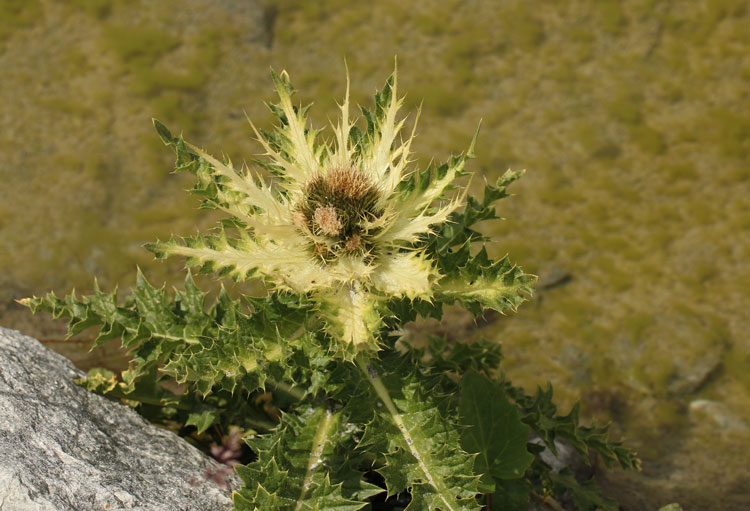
[152,118,174,144]
[186,408,219,434]
[234,406,376,510]
[435,245,536,316]
[76,368,118,393]
[507,383,641,470]
[427,169,525,253]
[355,359,481,511]
[459,372,533,480]
[20,272,321,399]
[317,284,383,358]
[547,468,618,511]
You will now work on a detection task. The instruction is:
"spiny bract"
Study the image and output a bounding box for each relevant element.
[150,64,525,357]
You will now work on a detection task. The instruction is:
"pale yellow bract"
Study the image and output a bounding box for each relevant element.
[156,65,476,354]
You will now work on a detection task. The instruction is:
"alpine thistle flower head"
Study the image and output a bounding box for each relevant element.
[150,63,528,358]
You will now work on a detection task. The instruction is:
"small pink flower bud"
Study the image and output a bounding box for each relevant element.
[313,205,343,236]
[344,234,362,252]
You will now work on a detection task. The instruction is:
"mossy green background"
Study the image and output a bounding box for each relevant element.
[1,0,748,509]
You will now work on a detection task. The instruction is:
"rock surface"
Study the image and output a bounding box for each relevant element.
[689,399,749,434]
[0,327,237,511]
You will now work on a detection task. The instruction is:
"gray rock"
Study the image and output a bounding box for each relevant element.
[611,312,726,396]
[536,265,572,290]
[0,327,238,511]
[529,434,585,474]
[689,399,749,434]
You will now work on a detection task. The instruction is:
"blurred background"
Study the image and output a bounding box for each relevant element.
[0,0,748,509]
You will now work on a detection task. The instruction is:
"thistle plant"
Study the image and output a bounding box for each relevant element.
[22,64,639,510]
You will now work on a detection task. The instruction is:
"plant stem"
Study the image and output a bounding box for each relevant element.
[354,354,459,511]
[294,407,339,511]
[267,378,306,401]
[530,490,567,511]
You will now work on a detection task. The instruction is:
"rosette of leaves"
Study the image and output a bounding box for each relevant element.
[22,64,639,510]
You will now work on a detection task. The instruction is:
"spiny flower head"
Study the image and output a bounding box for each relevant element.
[298,166,382,259]
[149,64,529,358]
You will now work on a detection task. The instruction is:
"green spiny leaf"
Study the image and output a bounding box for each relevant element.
[547,468,618,511]
[426,168,524,253]
[435,245,536,316]
[21,273,318,398]
[235,406,377,511]
[76,368,118,394]
[507,383,641,471]
[355,358,481,511]
[152,118,174,145]
[186,407,219,435]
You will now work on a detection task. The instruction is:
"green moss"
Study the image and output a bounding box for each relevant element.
[580,200,610,227]
[495,240,536,272]
[60,0,115,18]
[588,354,618,387]
[274,0,350,21]
[600,235,632,253]
[546,295,600,325]
[629,124,667,155]
[547,61,580,90]
[567,26,595,62]
[38,97,93,117]
[126,27,222,97]
[295,71,338,107]
[596,0,627,35]
[132,68,206,96]
[724,163,750,183]
[62,48,92,74]
[662,83,684,103]
[623,311,654,339]
[413,10,448,36]
[83,152,107,179]
[52,153,84,171]
[705,0,748,23]
[509,330,539,348]
[712,110,750,159]
[409,83,469,117]
[102,25,180,66]
[594,256,633,291]
[575,123,621,159]
[537,183,584,207]
[689,200,717,225]
[636,401,687,444]
[505,7,545,50]
[0,0,42,45]
[661,38,692,73]
[598,175,640,202]
[663,162,698,181]
[631,0,660,18]
[444,37,480,85]
[688,260,719,285]
[150,92,203,139]
[606,96,643,125]
[631,356,675,394]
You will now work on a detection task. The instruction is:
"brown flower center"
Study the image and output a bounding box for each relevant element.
[294,167,384,261]
[324,167,374,200]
